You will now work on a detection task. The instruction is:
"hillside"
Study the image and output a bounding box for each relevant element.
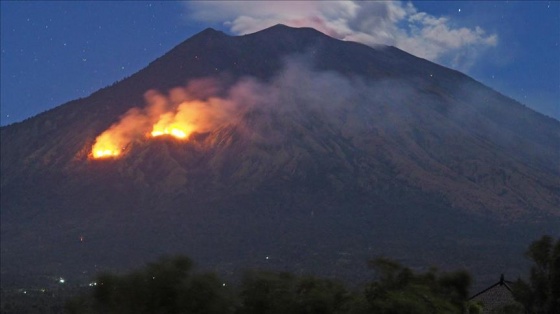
[1,24,559,289]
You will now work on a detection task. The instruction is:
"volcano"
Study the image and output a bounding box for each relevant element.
[1,25,559,288]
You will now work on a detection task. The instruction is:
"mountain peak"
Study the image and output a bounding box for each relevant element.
[1,21,559,289]
[264,23,309,32]
[247,23,329,38]
[191,27,229,39]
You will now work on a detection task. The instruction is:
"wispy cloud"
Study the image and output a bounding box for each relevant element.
[185,1,497,71]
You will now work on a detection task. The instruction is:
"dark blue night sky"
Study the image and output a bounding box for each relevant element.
[1,1,558,126]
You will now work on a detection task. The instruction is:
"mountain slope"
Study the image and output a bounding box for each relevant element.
[1,24,559,288]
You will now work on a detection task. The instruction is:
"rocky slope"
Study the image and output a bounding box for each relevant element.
[1,25,559,288]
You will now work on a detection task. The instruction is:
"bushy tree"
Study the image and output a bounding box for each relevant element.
[512,235,560,314]
[67,255,234,314]
[364,258,473,314]
[66,255,480,314]
[237,270,356,314]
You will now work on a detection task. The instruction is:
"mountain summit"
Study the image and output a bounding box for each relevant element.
[1,25,559,287]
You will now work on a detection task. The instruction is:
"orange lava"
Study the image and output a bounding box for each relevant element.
[150,126,191,139]
[89,86,227,159]
[149,110,195,140]
[93,149,121,159]
[91,132,123,159]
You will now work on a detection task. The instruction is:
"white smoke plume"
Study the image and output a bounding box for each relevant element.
[91,55,422,158]
[185,1,497,71]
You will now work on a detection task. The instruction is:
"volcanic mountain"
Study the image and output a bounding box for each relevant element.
[1,24,559,288]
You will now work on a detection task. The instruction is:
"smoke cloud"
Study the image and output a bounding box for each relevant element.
[185,1,497,71]
[90,55,418,158]
[91,77,244,157]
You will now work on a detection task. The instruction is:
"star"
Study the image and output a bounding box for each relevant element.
[458,8,461,13]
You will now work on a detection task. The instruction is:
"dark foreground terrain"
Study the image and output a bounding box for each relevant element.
[3,236,559,314]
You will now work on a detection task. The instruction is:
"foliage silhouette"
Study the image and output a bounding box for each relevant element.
[64,237,559,314]
[65,255,479,314]
[237,271,357,314]
[364,257,473,313]
[512,235,560,314]
[67,255,234,314]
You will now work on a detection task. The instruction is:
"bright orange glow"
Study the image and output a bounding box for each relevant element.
[151,128,188,139]
[149,108,195,140]
[93,149,120,158]
[91,132,123,159]
[89,81,236,160]
[150,120,194,140]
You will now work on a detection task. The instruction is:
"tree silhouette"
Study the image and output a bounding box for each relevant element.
[512,235,560,314]
[65,254,482,314]
[237,271,354,314]
[364,258,473,313]
[85,255,234,314]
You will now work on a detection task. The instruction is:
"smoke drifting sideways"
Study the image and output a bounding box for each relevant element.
[90,77,244,159]
[90,55,416,159]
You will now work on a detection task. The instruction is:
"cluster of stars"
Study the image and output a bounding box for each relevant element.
[1,1,558,126]
[1,1,193,126]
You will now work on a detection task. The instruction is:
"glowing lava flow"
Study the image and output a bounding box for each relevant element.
[89,85,229,159]
[91,132,123,159]
[93,149,121,159]
[151,128,188,139]
[90,123,192,159]
[150,115,194,140]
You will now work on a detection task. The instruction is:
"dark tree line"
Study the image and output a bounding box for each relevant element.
[65,235,559,314]
[511,235,560,314]
[65,257,476,314]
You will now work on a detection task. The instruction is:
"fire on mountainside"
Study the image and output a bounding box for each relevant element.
[90,106,197,159]
[89,80,242,159]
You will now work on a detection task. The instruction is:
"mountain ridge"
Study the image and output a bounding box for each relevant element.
[1,24,558,288]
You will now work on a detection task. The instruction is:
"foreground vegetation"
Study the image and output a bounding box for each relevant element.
[65,255,477,314]
[510,235,560,314]
[61,236,559,314]
[1,236,557,313]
